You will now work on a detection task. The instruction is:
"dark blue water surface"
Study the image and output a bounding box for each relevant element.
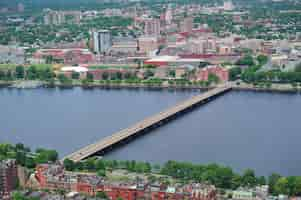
[0,87,301,176]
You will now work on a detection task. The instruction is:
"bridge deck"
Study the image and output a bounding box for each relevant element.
[64,85,231,162]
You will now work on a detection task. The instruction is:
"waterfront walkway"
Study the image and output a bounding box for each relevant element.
[64,85,232,162]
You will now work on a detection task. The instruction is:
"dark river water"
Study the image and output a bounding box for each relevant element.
[0,87,301,176]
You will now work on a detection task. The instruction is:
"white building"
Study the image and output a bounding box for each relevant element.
[165,5,173,25]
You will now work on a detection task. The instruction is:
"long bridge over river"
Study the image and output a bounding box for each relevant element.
[64,85,232,162]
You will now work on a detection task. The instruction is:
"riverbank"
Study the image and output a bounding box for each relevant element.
[232,82,301,93]
[1,80,301,93]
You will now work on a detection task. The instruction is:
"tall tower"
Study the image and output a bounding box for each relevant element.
[180,17,194,33]
[144,19,161,36]
[92,30,112,54]
[165,4,173,25]
[223,1,234,11]
[17,3,24,12]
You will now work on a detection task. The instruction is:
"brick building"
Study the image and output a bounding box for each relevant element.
[138,37,159,54]
[196,65,229,82]
[33,49,95,64]
[35,164,104,196]
[0,159,18,199]
[33,164,217,200]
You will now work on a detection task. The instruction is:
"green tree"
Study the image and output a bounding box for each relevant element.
[229,67,242,81]
[295,63,301,73]
[208,73,220,84]
[102,72,109,80]
[215,167,234,189]
[95,160,106,170]
[58,74,72,85]
[71,72,80,80]
[15,66,25,79]
[40,68,54,81]
[45,55,54,64]
[258,176,266,185]
[275,177,289,195]
[241,169,257,187]
[268,173,281,195]
[25,157,35,169]
[63,159,75,171]
[26,66,37,80]
[97,169,106,177]
[35,149,58,164]
[257,55,268,66]
[96,191,108,199]
[116,72,122,80]
[86,73,94,82]
[84,157,96,171]
[169,70,176,77]
[0,70,5,80]
[5,70,13,81]
[236,55,254,66]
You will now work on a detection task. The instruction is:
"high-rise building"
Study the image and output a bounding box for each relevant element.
[0,160,18,199]
[92,30,112,53]
[144,18,161,36]
[223,1,234,11]
[165,5,173,25]
[17,3,24,12]
[44,11,65,25]
[180,17,194,33]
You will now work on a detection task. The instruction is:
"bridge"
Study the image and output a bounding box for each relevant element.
[63,85,232,162]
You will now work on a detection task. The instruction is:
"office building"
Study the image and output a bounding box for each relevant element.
[92,30,112,53]
[144,19,161,36]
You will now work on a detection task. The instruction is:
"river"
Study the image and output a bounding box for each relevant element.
[0,87,300,176]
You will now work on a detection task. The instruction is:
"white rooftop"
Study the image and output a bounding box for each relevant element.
[146,55,204,63]
[61,66,88,73]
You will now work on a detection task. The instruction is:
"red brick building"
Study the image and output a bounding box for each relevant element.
[33,49,95,64]
[0,160,18,199]
[34,164,217,200]
[195,65,229,82]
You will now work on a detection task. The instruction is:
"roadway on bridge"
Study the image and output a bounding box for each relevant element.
[63,85,231,162]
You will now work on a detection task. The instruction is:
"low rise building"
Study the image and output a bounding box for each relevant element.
[0,45,25,64]
[195,65,229,82]
[33,163,217,200]
[138,36,159,54]
[232,190,256,200]
[175,67,188,78]
[60,66,89,79]
[33,49,95,65]
[111,37,138,54]
[144,55,204,67]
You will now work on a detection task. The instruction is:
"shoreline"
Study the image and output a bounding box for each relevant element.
[232,85,301,94]
[1,81,301,94]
